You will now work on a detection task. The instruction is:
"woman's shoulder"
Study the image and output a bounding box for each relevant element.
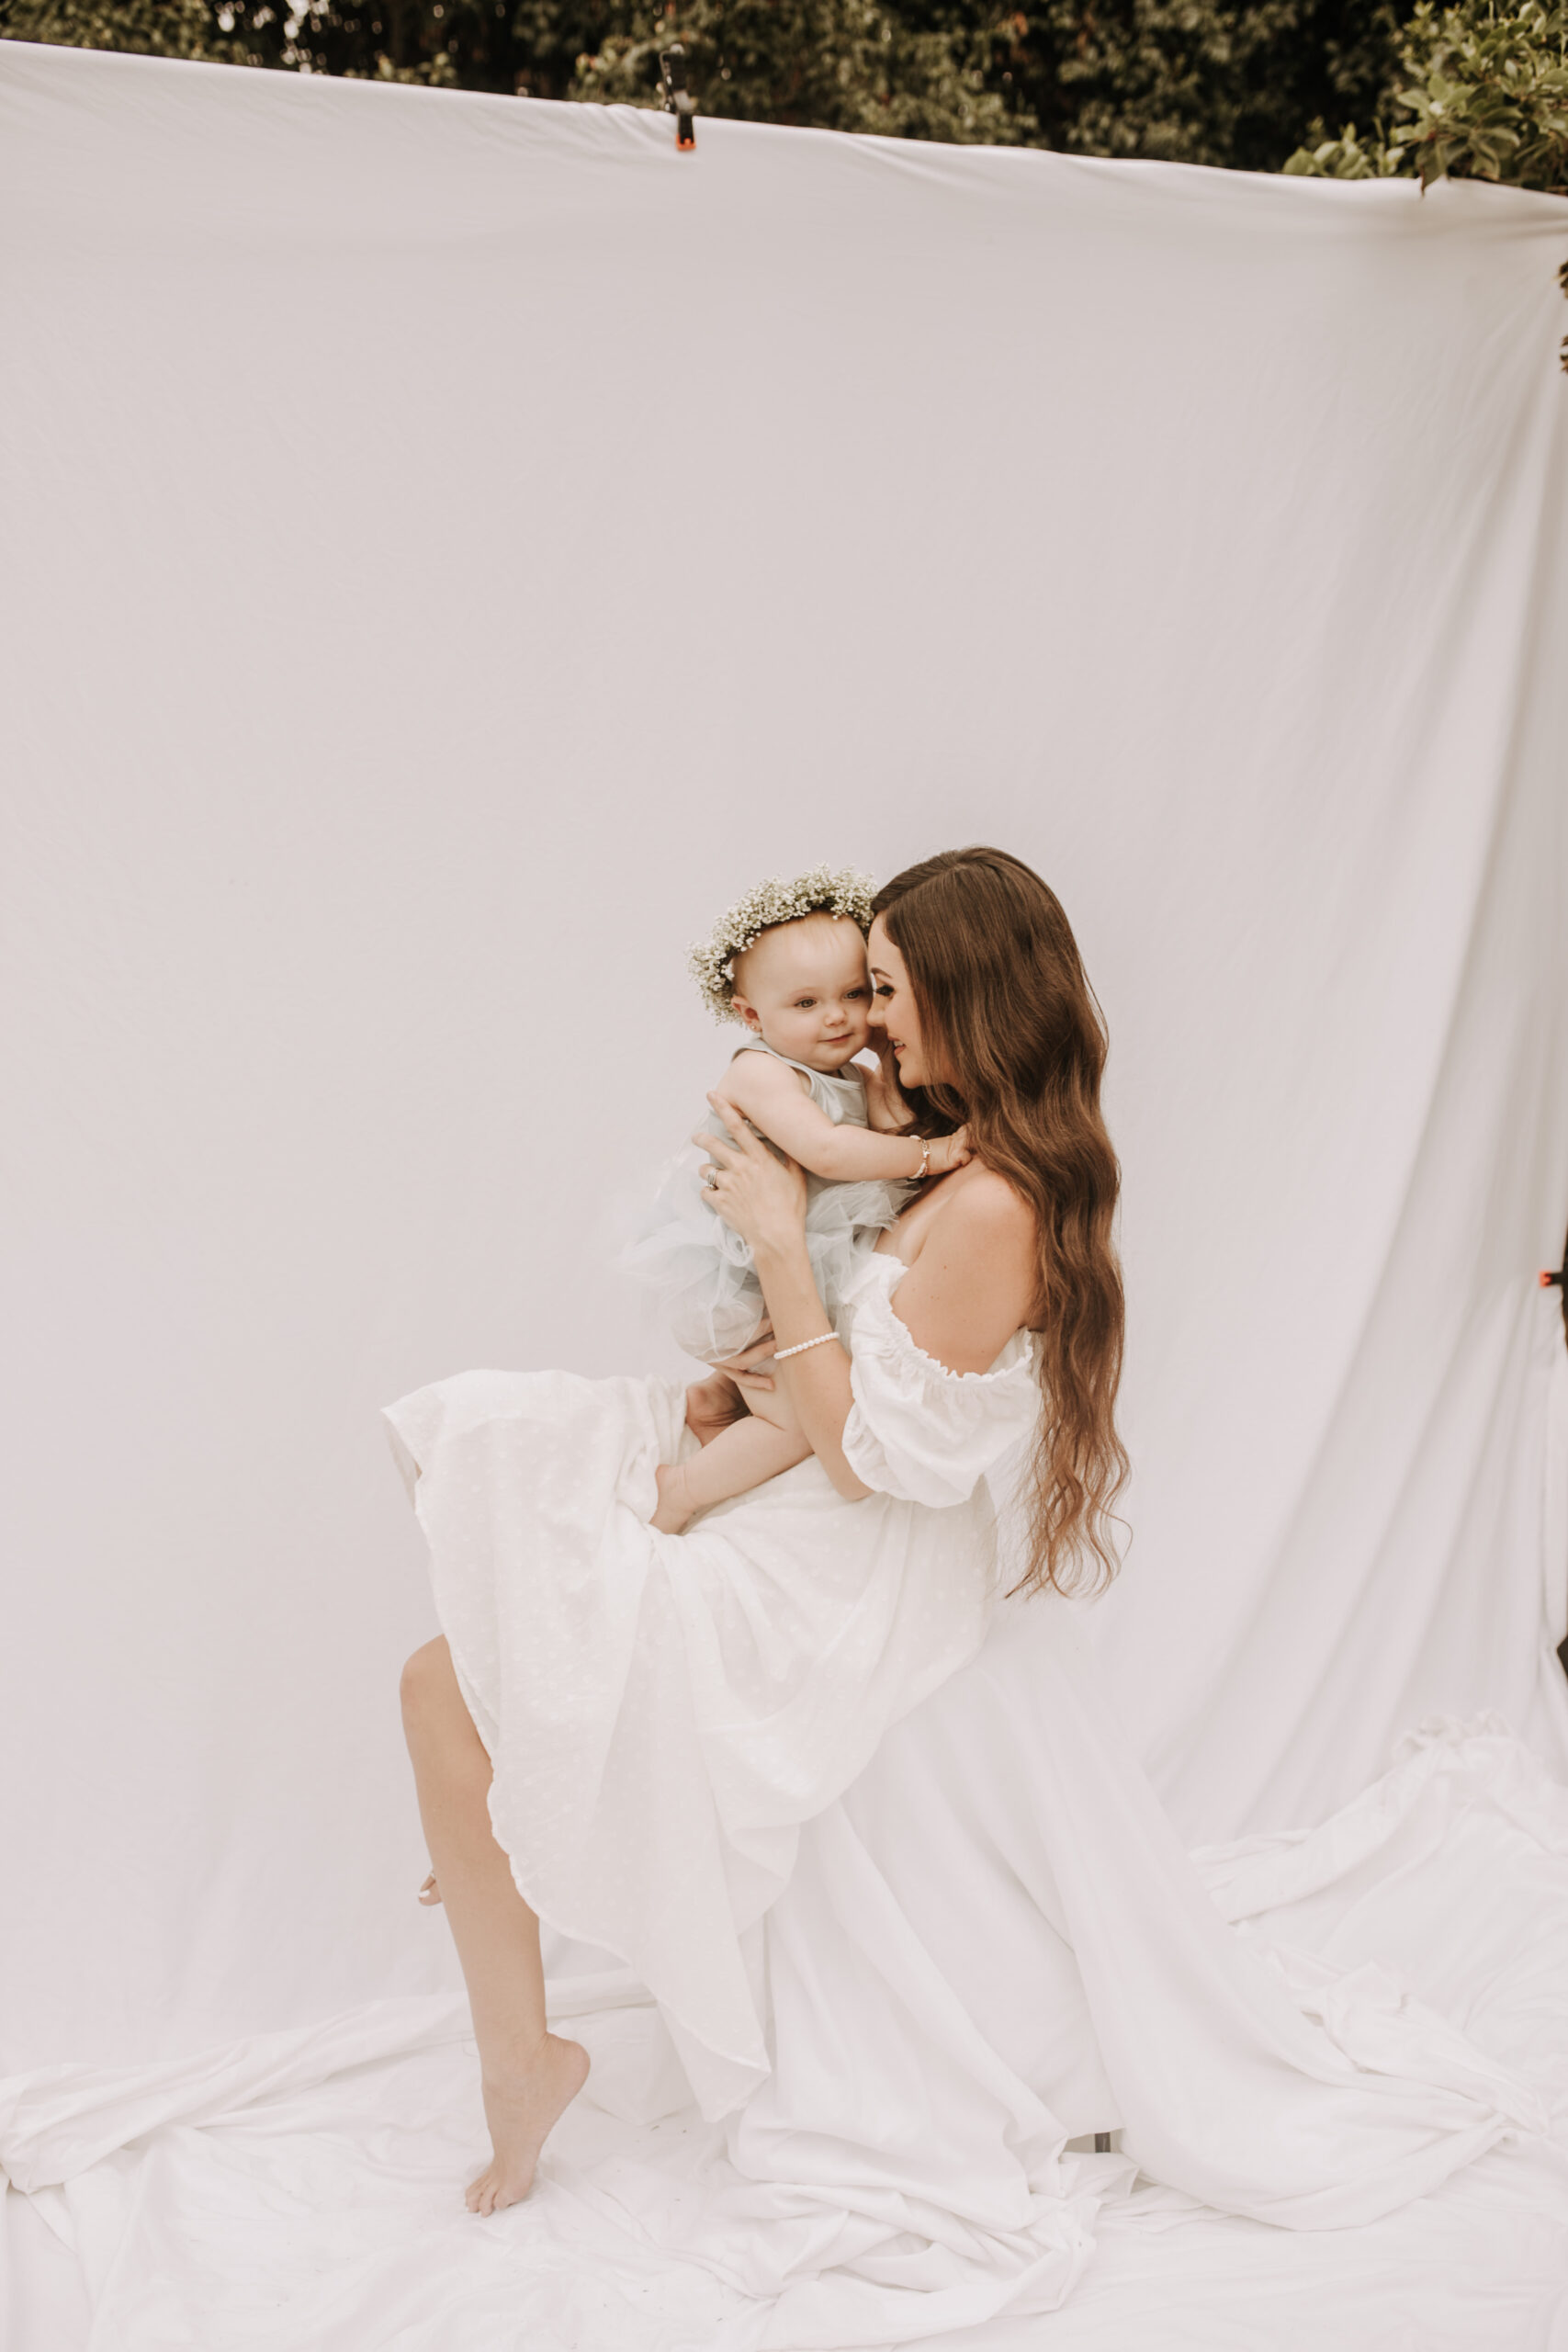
[932,1164,1037,1251]
[889,1165,1039,1373]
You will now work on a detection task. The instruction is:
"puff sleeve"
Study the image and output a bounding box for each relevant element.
[840,1277,1041,1509]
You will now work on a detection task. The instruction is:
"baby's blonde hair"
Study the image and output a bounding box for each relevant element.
[687,866,874,1023]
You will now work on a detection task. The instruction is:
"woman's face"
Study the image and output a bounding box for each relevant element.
[867,916,936,1090]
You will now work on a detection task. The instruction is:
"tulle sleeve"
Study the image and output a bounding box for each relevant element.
[840,1277,1040,1509]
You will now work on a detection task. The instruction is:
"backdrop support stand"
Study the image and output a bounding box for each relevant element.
[659,47,696,151]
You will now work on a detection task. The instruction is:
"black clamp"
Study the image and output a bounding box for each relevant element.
[1541,1224,1568,1347]
[659,45,696,151]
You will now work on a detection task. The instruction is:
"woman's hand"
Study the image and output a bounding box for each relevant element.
[695,1096,808,1257]
[711,1327,804,1436]
[713,1328,777,1383]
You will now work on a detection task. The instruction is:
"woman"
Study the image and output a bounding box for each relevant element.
[392,851,1128,2201]
[391,848,1540,2329]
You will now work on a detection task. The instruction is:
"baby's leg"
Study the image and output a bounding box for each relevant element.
[651,1417,810,1534]
[684,1372,751,1447]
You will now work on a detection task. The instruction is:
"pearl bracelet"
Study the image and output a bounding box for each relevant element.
[773,1330,839,1361]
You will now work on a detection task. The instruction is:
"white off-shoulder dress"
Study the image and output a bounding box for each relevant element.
[384,1244,1551,2335]
[383,1247,1039,2118]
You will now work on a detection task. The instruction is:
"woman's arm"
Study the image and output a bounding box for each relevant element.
[696,1096,867,1495]
[699,1105,1036,1498]
[746,1231,869,1498]
[720,1055,968,1182]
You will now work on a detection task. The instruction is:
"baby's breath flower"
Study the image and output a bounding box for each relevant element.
[688,865,876,1022]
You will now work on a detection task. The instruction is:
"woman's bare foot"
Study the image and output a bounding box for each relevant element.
[417,1871,443,1905]
[467,2033,591,2215]
[650,1461,695,1534]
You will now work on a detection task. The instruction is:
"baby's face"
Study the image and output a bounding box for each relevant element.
[731,913,873,1071]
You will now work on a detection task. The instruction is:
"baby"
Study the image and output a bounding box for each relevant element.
[622,867,970,1533]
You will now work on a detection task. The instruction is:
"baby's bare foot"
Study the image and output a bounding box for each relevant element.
[650,1461,695,1534]
[466,2034,590,2216]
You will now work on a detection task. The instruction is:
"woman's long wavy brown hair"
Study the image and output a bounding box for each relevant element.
[873,847,1128,1596]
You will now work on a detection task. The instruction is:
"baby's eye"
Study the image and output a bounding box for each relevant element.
[846,986,868,1001]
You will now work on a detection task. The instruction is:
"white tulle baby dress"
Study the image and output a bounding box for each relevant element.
[619,1037,914,1363]
[382,1247,1041,2118]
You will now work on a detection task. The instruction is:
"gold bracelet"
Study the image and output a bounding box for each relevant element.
[914,1136,931,1181]
[773,1330,838,1361]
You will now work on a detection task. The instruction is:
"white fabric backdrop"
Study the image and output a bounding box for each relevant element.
[2,32,1566,2142]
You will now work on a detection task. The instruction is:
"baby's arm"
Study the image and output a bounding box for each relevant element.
[719,1054,970,1182]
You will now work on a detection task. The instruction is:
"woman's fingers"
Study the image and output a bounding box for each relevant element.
[705,1091,744,1137]
[705,1093,765,1150]
[693,1125,736,1196]
[694,1096,808,1248]
[716,1327,777,1372]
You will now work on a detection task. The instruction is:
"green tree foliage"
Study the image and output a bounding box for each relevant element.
[995,0,1410,165]
[2,0,1425,164]
[572,0,1419,162]
[5,0,223,59]
[573,0,1022,140]
[0,0,466,80]
[1285,0,1568,187]
[5,0,1564,192]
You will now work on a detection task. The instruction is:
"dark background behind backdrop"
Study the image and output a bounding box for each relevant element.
[0,0,1427,168]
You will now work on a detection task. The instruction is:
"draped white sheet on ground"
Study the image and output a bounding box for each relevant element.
[2,37,1567,2349]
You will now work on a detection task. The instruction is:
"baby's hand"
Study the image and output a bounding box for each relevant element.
[863,1053,913,1136]
[927,1126,974,1175]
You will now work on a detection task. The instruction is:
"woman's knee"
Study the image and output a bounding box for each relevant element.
[400,1635,454,1733]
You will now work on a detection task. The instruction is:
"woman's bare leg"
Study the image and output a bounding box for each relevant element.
[400,1636,589,2213]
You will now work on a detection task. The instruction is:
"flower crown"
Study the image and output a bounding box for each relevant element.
[688,865,876,1023]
